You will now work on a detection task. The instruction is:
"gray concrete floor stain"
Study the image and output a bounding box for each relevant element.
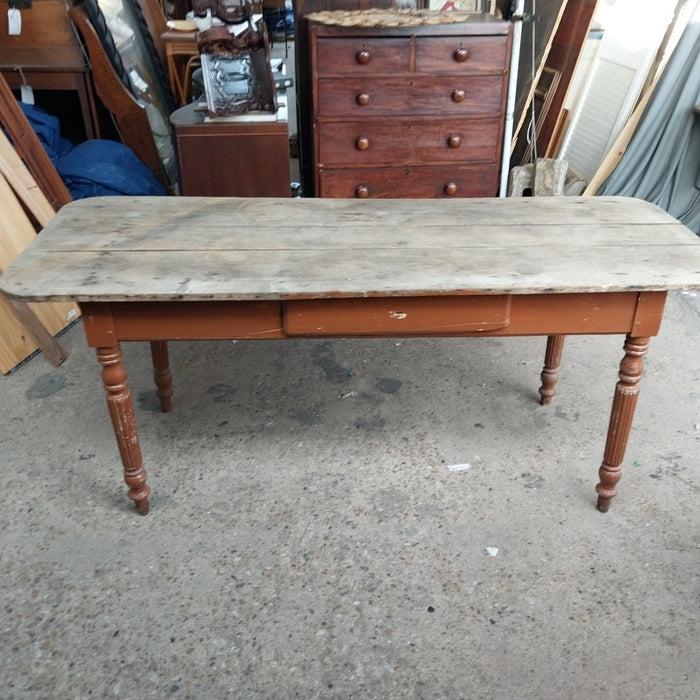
[0,292,698,698]
[24,373,67,399]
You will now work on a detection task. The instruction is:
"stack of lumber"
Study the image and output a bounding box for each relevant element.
[0,128,79,374]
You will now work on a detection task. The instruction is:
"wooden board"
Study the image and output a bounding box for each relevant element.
[0,72,72,211]
[541,0,598,157]
[0,128,55,228]
[1,196,699,304]
[0,171,79,373]
[510,0,568,152]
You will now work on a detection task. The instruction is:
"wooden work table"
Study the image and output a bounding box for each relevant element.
[2,195,699,515]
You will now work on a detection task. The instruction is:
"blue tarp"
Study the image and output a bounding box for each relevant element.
[19,102,166,199]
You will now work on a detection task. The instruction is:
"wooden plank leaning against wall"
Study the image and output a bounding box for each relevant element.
[0,75,79,374]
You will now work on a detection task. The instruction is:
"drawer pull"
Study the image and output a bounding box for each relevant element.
[356,93,371,106]
[447,135,461,148]
[355,185,369,198]
[444,182,458,196]
[452,88,466,103]
[356,137,370,151]
[356,49,371,65]
[454,47,469,62]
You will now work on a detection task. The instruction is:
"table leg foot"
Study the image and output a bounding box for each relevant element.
[595,335,649,512]
[150,340,173,412]
[596,494,612,513]
[134,497,150,516]
[539,334,566,405]
[97,345,151,514]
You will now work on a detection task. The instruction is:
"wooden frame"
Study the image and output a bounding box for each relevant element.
[69,6,170,190]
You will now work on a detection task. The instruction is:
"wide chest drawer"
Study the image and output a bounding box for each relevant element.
[315,75,506,118]
[317,118,502,166]
[314,35,509,76]
[318,164,499,198]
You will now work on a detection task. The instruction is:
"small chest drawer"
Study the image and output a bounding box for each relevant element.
[415,36,510,74]
[315,37,410,75]
[317,118,502,166]
[316,75,506,118]
[318,164,498,198]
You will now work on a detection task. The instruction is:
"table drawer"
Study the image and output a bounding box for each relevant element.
[317,118,501,166]
[415,35,509,74]
[315,75,506,117]
[315,37,410,75]
[284,296,512,336]
[318,164,498,198]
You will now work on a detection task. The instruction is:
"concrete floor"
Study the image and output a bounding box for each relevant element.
[0,290,698,698]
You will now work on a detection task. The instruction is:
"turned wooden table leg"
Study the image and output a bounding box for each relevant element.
[97,345,150,515]
[539,334,566,405]
[150,341,173,412]
[596,335,649,512]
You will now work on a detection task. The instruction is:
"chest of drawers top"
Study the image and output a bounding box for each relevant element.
[309,13,511,77]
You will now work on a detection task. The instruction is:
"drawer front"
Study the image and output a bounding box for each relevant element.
[284,296,512,336]
[316,75,506,117]
[315,37,410,75]
[316,118,502,166]
[318,165,498,198]
[416,35,509,74]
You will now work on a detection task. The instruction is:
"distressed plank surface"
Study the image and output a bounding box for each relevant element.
[2,196,699,302]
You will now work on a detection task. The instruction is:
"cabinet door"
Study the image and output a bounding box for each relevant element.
[175,126,290,197]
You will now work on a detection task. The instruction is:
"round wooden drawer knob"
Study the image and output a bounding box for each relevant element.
[355,185,369,198]
[453,47,469,62]
[444,182,458,196]
[356,50,371,64]
[452,89,466,103]
[447,135,461,148]
[356,93,371,106]
[356,137,370,151]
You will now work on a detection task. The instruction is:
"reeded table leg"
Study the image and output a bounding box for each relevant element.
[97,345,150,515]
[596,335,649,512]
[539,334,566,405]
[150,341,173,412]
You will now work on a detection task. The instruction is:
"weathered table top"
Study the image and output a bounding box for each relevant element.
[2,196,699,302]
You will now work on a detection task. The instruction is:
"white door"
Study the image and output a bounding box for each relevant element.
[558,0,678,182]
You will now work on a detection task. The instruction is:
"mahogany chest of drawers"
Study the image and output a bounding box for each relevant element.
[307,12,512,199]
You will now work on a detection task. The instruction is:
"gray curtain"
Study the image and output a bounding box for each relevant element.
[598,5,700,234]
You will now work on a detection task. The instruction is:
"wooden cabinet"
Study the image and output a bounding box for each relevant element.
[0,0,98,141]
[307,13,512,198]
[170,102,291,197]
